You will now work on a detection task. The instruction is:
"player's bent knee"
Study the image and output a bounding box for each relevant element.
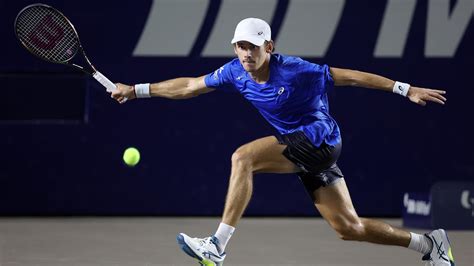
[332,220,365,241]
[231,147,254,170]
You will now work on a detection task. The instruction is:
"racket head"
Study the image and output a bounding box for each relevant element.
[15,4,81,64]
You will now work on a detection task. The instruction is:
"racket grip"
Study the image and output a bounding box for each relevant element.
[93,71,116,92]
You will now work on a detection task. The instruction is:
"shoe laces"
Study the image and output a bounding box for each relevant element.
[197,237,217,248]
[199,237,211,246]
[196,236,223,255]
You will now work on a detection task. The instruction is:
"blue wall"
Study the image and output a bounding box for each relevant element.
[1,0,473,216]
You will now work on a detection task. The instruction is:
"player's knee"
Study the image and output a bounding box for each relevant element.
[231,147,254,171]
[332,219,365,241]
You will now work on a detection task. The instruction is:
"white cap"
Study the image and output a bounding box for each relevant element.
[231,18,271,46]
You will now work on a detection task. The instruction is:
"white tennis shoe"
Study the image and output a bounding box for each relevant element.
[422,229,455,266]
[177,233,226,266]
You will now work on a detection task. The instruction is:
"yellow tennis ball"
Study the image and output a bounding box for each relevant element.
[123,147,140,167]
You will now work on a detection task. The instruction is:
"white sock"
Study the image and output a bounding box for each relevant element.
[213,223,235,252]
[408,232,433,255]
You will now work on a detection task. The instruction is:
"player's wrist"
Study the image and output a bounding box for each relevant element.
[134,83,151,98]
[393,81,410,97]
[131,85,137,99]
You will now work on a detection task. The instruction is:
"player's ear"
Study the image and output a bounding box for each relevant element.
[265,40,274,53]
[233,44,238,55]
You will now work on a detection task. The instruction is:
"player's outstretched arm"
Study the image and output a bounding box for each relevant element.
[330,67,446,106]
[111,75,214,104]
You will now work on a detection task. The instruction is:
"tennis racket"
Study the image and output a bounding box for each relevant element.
[14,3,122,98]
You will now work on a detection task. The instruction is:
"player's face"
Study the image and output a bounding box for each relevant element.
[234,41,270,72]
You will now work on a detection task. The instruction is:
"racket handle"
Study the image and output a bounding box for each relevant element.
[93,71,128,103]
[93,71,116,92]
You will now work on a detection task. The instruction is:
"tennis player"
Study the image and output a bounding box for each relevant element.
[112,18,454,266]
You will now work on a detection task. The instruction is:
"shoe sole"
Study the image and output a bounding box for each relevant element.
[176,234,219,266]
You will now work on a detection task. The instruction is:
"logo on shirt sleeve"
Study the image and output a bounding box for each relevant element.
[212,66,225,80]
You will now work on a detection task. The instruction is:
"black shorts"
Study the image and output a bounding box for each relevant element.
[277,131,344,199]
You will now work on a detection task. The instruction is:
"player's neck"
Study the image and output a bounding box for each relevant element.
[248,55,271,84]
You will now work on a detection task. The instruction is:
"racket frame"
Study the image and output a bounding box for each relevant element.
[14,4,119,94]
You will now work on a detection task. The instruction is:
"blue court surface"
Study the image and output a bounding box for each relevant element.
[0,217,472,265]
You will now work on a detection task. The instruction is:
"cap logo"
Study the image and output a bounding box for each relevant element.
[258,31,263,35]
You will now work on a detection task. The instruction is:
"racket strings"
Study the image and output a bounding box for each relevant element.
[16,5,79,63]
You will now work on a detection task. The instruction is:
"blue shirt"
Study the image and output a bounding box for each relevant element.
[204,54,341,147]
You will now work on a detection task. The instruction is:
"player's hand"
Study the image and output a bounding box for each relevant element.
[112,83,136,104]
[407,87,446,106]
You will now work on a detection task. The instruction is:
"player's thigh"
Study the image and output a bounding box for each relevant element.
[234,136,299,174]
[312,179,361,228]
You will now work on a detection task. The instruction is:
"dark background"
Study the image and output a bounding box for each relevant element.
[1,0,472,216]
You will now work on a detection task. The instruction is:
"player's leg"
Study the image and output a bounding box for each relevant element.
[277,132,453,264]
[312,178,410,246]
[222,135,299,226]
[177,135,299,265]
[311,177,455,265]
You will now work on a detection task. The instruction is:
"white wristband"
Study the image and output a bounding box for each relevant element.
[393,81,410,97]
[134,83,151,98]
